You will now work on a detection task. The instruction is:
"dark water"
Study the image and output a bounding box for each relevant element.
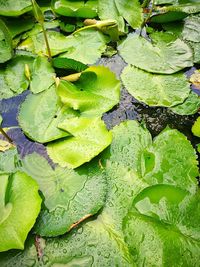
[1,54,200,158]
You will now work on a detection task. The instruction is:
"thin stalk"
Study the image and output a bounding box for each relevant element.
[41,23,52,61]
[0,128,13,144]
[140,0,155,31]
[142,0,151,8]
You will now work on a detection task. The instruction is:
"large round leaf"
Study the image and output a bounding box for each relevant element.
[0,171,41,252]
[47,117,112,168]
[18,85,77,143]
[121,65,190,107]
[57,66,120,116]
[118,32,193,74]
[22,153,107,237]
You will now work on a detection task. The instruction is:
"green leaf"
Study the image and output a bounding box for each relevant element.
[47,117,112,168]
[22,153,107,236]
[53,57,88,72]
[182,15,200,42]
[0,148,19,174]
[57,66,120,116]
[5,55,34,94]
[0,171,41,252]
[18,29,109,64]
[170,91,200,115]
[0,19,13,63]
[98,0,125,33]
[151,2,200,23]
[18,85,77,143]
[118,32,193,74]
[30,56,55,94]
[31,0,44,24]
[0,0,32,16]
[52,0,98,18]
[115,0,143,29]
[123,186,200,266]
[59,29,109,64]
[121,65,190,107]
[0,70,14,99]
[192,116,200,137]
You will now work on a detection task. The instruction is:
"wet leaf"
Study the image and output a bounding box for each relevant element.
[0,171,41,252]
[192,116,200,137]
[30,56,55,94]
[52,0,98,18]
[118,32,193,74]
[18,29,109,64]
[115,0,143,29]
[170,91,200,115]
[18,85,77,143]
[57,66,120,116]
[47,117,112,168]
[121,65,190,107]
[0,19,13,63]
[0,0,32,16]
[22,153,107,236]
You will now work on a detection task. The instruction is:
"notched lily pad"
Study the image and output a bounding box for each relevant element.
[0,171,41,252]
[118,32,193,74]
[22,153,107,237]
[47,117,112,168]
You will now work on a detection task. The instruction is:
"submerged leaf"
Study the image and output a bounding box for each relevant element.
[47,117,112,168]
[57,66,120,116]
[118,32,193,74]
[0,172,41,252]
[18,85,77,143]
[121,65,190,107]
[22,153,107,236]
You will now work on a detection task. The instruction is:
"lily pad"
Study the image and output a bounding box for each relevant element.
[57,66,120,116]
[192,116,200,137]
[53,57,87,72]
[118,32,193,74]
[0,70,14,99]
[0,0,32,16]
[0,19,13,63]
[22,153,107,237]
[170,91,200,115]
[47,117,112,168]
[18,85,77,143]
[30,56,55,94]
[0,171,41,252]
[121,65,190,107]
[52,0,98,18]
[0,147,19,174]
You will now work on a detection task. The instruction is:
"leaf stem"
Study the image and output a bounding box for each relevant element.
[41,23,52,61]
[0,128,13,144]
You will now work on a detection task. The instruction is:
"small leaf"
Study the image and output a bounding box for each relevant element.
[192,116,200,137]
[0,171,41,252]
[47,117,112,168]
[52,57,87,72]
[31,0,44,24]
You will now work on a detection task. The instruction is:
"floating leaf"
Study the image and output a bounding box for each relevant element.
[118,32,193,74]
[0,171,41,252]
[57,66,120,116]
[192,116,200,137]
[98,0,125,32]
[18,29,109,64]
[115,0,143,29]
[18,85,77,143]
[5,55,34,94]
[170,91,200,115]
[0,71,14,99]
[22,153,107,236]
[59,29,109,64]
[52,0,98,18]
[47,117,112,168]
[121,65,190,107]
[30,56,55,94]
[0,19,13,63]
[3,17,34,38]
[0,0,32,16]
[0,147,19,174]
